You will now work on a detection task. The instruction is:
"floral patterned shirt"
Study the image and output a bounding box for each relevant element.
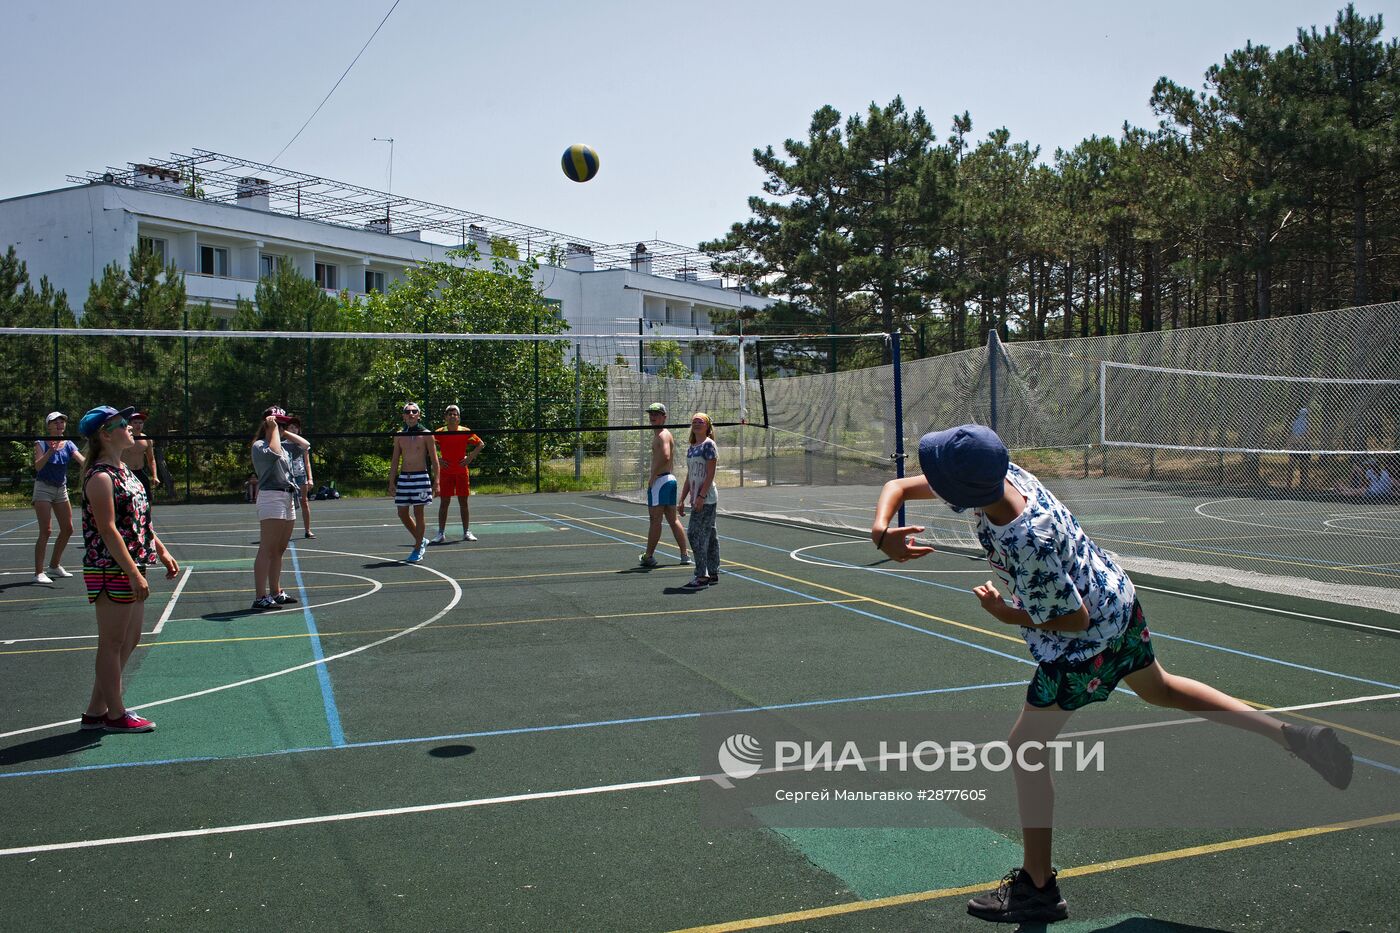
[946,463,1135,664]
[82,462,155,569]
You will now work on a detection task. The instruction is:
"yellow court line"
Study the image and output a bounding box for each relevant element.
[0,599,865,656]
[666,811,1400,932]
[558,514,1026,646]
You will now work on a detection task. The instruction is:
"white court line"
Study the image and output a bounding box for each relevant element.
[1,690,1395,859]
[1133,584,1400,636]
[1195,498,1400,542]
[0,545,459,741]
[151,565,193,635]
[0,571,383,645]
[789,541,984,574]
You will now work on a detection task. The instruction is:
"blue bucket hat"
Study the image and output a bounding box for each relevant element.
[77,405,138,438]
[917,424,1009,508]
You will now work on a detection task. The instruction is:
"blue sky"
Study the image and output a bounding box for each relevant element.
[3,0,1387,247]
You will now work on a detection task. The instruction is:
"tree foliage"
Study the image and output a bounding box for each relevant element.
[707,5,1400,360]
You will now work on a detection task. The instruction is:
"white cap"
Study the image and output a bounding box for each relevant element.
[45,411,66,423]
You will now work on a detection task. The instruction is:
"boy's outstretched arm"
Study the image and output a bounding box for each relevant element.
[871,475,937,562]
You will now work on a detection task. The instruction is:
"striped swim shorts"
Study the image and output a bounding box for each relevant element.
[84,566,147,604]
[394,471,433,506]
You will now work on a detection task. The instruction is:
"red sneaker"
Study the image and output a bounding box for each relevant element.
[79,712,106,731]
[104,711,156,733]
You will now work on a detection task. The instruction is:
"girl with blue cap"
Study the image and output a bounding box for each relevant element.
[77,405,179,733]
[870,423,1354,924]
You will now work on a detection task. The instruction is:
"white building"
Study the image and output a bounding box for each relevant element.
[0,150,768,375]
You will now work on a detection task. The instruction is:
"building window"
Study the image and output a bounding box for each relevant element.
[199,245,229,277]
[364,270,385,294]
[314,262,338,290]
[138,236,167,265]
[260,254,286,279]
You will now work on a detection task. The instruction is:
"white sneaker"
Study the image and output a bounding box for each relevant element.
[34,572,53,584]
[428,532,447,545]
[48,565,73,578]
[462,531,478,542]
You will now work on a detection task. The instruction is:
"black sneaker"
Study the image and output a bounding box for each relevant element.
[967,868,1068,924]
[250,595,277,611]
[1283,723,1353,789]
[272,591,298,605]
[704,575,719,585]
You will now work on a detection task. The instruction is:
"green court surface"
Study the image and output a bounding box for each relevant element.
[1,494,1397,932]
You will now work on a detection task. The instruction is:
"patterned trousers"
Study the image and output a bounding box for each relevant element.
[687,503,720,577]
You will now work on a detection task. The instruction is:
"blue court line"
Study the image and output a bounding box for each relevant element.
[0,519,37,538]
[289,543,345,746]
[0,679,1025,780]
[1356,756,1400,776]
[502,504,1036,669]
[570,502,1400,693]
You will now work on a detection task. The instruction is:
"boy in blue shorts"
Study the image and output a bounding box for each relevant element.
[871,424,1354,924]
[639,402,690,568]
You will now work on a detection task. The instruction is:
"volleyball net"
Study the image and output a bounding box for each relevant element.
[604,303,1400,613]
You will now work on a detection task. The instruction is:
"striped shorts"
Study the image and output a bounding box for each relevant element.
[84,566,146,604]
[394,471,433,506]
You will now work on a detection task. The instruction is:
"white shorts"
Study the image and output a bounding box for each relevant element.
[256,490,298,521]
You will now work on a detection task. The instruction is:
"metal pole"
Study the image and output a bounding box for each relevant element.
[534,314,541,493]
[987,328,1000,433]
[574,342,583,480]
[637,318,644,373]
[51,303,59,409]
[738,322,746,488]
[892,329,907,527]
[183,305,191,502]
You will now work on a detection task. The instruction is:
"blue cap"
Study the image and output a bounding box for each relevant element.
[917,424,1009,508]
[77,405,137,438]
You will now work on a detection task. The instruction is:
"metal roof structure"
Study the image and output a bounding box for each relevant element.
[68,148,733,283]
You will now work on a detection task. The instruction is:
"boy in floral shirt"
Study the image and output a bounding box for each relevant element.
[870,424,1354,924]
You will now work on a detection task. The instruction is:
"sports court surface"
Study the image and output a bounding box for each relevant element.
[2,493,1397,932]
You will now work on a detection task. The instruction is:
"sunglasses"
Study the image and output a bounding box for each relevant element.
[403,409,421,415]
[101,418,130,432]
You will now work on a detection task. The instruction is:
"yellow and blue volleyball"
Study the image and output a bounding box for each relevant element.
[561,144,600,183]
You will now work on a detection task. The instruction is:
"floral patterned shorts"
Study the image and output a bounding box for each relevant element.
[1026,600,1155,711]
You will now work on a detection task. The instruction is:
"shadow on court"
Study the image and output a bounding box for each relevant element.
[0,730,103,766]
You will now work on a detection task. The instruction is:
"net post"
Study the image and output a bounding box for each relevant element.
[987,328,1000,432]
[892,329,907,527]
[574,342,583,481]
[533,313,541,494]
[182,305,191,502]
[51,303,59,412]
[738,332,747,488]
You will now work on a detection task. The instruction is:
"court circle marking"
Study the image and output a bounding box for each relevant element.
[789,540,984,574]
[0,543,463,741]
[187,564,384,615]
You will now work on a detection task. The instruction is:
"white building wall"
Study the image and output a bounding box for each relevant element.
[0,184,769,364]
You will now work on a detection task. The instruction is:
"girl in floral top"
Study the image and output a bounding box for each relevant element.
[77,405,178,734]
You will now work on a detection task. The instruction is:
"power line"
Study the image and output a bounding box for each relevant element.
[268,0,403,167]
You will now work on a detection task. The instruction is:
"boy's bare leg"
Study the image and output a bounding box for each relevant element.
[663,505,688,558]
[1124,661,1286,745]
[645,505,663,557]
[397,505,418,543]
[1009,704,1074,888]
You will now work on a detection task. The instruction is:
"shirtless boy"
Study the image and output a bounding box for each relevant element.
[390,402,440,563]
[638,402,690,568]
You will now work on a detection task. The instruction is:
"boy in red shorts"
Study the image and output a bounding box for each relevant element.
[430,404,484,543]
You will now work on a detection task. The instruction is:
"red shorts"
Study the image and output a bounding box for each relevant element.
[439,472,470,498]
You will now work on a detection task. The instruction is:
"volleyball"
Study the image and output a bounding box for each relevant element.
[561,144,600,183]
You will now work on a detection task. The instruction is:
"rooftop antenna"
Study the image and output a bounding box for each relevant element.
[371,137,394,195]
